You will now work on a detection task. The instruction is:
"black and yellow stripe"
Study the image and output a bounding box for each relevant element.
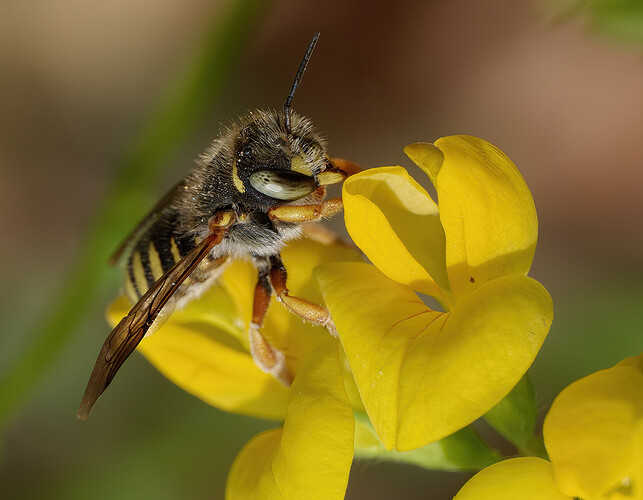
[124,225,197,303]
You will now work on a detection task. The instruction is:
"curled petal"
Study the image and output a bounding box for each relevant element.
[405,137,538,303]
[315,263,552,451]
[226,339,354,500]
[454,457,571,500]
[342,167,451,304]
[544,354,643,499]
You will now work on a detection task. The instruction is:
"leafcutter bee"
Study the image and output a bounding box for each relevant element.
[77,33,359,420]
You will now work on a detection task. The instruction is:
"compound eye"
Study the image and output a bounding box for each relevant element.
[249,170,317,201]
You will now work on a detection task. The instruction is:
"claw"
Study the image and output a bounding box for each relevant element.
[248,324,292,386]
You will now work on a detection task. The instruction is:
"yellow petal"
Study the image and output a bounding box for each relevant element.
[342,167,451,305]
[106,237,358,420]
[226,429,284,500]
[454,457,571,500]
[219,237,360,332]
[315,262,552,451]
[544,354,643,500]
[316,262,437,449]
[266,237,361,376]
[219,237,360,377]
[635,422,643,500]
[398,273,552,450]
[405,137,538,303]
[107,290,289,420]
[282,237,361,301]
[218,258,258,338]
[138,321,289,420]
[226,339,354,500]
[106,288,240,337]
[106,294,134,327]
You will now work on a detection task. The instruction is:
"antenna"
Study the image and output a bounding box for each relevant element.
[284,32,320,133]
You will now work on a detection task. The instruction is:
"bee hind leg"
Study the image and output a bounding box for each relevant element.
[248,264,293,386]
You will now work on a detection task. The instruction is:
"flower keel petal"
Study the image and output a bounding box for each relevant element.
[226,338,354,500]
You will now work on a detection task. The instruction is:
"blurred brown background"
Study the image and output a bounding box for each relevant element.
[1,0,642,499]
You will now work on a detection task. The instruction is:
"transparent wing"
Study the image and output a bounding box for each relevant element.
[78,228,225,420]
[109,181,185,265]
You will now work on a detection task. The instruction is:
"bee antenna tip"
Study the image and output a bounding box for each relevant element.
[284,32,320,133]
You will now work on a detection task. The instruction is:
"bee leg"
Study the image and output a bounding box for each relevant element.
[301,223,343,246]
[268,255,336,336]
[330,157,363,177]
[268,197,343,223]
[330,158,364,177]
[248,262,293,386]
[315,158,363,186]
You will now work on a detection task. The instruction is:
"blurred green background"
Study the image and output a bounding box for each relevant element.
[1,0,642,498]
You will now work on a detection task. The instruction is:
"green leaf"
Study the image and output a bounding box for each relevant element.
[484,373,546,457]
[354,412,504,471]
[588,0,643,44]
[547,0,643,45]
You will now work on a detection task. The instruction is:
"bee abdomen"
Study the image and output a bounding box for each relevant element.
[124,231,197,303]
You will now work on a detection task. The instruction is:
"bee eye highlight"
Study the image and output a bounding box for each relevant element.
[249,170,317,201]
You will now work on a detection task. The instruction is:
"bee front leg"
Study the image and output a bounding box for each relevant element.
[268,197,343,223]
[268,255,336,335]
[248,261,293,386]
[267,158,363,223]
[316,158,363,186]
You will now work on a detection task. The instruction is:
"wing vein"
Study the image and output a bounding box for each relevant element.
[77,228,225,420]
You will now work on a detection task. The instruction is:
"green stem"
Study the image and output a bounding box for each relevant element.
[0,0,272,429]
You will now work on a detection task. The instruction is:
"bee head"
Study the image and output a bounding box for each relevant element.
[232,110,331,205]
[225,34,345,209]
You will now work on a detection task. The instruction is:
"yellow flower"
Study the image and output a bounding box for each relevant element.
[454,354,643,500]
[107,238,359,500]
[314,136,553,451]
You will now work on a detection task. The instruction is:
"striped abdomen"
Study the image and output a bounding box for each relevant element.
[123,216,198,304]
